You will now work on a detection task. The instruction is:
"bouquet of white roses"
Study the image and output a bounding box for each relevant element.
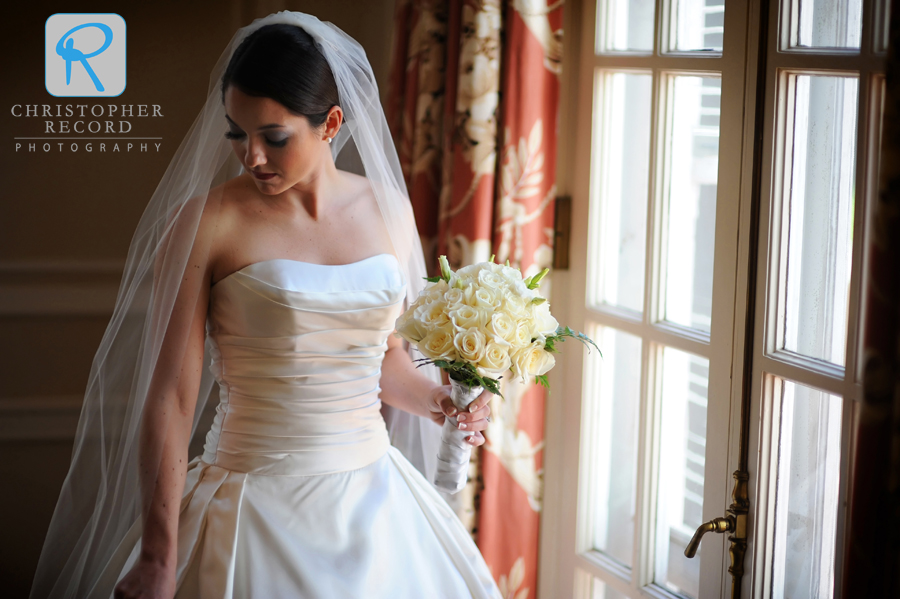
[394,255,598,493]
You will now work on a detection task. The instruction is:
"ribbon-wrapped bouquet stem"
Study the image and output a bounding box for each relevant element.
[394,255,599,493]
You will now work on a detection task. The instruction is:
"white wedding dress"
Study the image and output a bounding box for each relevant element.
[90,252,502,599]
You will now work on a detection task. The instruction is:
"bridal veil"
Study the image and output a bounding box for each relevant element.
[29,11,443,598]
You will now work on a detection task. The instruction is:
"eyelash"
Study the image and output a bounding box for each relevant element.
[224,131,288,148]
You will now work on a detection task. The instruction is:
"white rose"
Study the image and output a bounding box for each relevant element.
[454,263,478,277]
[477,268,504,289]
[511,341,556,380]
[444,287,464,308]
[407,296,426,311]
[511,320,533,348]
[395,308,428,344]
[498,264,526,285]
[470,285,501,310]
[414,300,450,330]
[450,303,488,330]
[475,304,496,332]
[476,340,512,378]
[511,278,537,302]
[423,279,449,302]
[503,293,528,318]
[532,302,559,336]
[487,312,516,344]
[419,327,458,361]
[462,284,478,307]
[454,327,487,363]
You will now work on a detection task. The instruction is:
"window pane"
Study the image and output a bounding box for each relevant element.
[654,346,709,598]
[772,380,842,599]
[591,72,652,312]
[781,75,858,365]
[791,0,862,49]
[592,578,631,599]
[671,0,725,52]
[663,76,720,333]
[598,0,655,52]
[587,326,641,566]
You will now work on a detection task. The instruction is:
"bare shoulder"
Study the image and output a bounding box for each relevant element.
[337,170,377,201]
[336,171,412,248]
[205,174,259,249]
[337,170,414,223]
[168,176,248,284]
[182,179,236,243]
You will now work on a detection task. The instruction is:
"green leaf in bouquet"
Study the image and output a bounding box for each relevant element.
[535,374,550,393]
[423,276,443,282]
[489,254,495,263]
[416,356,506,399]
[481,375,503,397]
[550,325,602,355]
[531,297,547,305]
[430,359,453,370]
[543,335,559,353]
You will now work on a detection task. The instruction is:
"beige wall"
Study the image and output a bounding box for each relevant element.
[0,1,396,595]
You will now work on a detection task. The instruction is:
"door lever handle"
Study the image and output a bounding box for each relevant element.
[684,516,735,558]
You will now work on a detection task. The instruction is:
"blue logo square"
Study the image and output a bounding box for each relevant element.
[46,13,126,97]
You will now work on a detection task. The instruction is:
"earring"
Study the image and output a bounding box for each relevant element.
[326,137,332,144]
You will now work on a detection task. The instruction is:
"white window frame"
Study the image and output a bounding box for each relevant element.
[539,0,886,597]
[541,0,757,596]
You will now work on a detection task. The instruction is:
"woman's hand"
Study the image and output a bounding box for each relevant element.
[425,385,494,447]
[113,556,176,599]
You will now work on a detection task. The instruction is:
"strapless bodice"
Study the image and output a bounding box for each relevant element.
[201,253,406,476]
[96,254,503,599]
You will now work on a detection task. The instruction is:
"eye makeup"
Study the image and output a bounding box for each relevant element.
[224,130,289,148]
[264,136,289,148]
[224,114,288,147]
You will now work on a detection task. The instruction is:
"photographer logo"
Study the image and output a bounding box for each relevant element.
[45,13,126,97]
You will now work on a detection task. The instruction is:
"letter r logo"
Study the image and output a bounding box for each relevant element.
[46,14,126,97]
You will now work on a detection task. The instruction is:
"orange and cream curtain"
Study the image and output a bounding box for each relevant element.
[387,1,564,596]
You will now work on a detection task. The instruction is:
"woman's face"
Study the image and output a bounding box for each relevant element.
[223,85,340,195]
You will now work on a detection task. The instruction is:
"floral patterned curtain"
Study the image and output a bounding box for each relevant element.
[842,0,900,594]
[387,1,563,596]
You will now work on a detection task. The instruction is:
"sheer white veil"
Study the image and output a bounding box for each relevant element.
[29,11,444,598]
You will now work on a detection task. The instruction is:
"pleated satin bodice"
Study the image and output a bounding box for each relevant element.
[201,253,406,476]
[99,252,503,599]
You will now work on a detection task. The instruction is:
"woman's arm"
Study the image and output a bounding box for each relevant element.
[137,276,210,561]
[114,196,219,599]
[377,200,492,441]
[133,278,209,572]
[379,333,493,447]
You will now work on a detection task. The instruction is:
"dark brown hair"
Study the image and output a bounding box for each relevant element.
[220,23,340,128]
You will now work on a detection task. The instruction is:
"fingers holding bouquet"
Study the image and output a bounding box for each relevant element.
[454,388,493,430]
[427,385,493,447]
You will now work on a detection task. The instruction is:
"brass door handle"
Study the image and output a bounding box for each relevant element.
[684,516,735,558]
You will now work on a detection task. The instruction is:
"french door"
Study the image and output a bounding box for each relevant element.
[747,0,886,596]
[542,0,887,597]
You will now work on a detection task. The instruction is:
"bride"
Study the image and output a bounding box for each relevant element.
[29,11,502,599]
